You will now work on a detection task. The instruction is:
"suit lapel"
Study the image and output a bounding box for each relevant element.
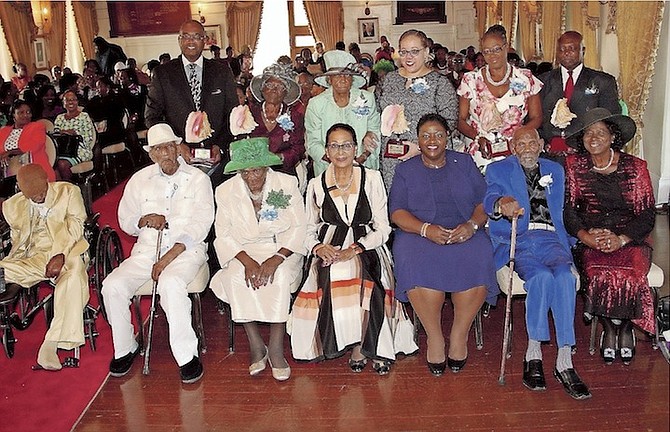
[572,67,592,100]
[510,158,531,222]
[174,56,196,111]
[538,159,560,219]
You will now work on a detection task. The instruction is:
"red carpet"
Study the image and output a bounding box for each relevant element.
[0,180,134,432]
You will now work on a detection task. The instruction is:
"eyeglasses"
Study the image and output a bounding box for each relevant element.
[482,43,507,56]
[178,33,206,42]
[326,142,356,152]
[262,82,286,91]
[398,48,423,58]
[239,168,267,178]
[419,131,448,141]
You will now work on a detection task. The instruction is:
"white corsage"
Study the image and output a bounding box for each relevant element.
[509,78,526,95]
[351,93,372,117]
[258,189,292,221]
[276,111,294,132]
[550,98,577,129]
[410,77,430,94]
[585,82,599,95]
[539,173,553,193]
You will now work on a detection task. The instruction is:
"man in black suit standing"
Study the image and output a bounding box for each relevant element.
[146,20,237,186]
[539,31,621,156]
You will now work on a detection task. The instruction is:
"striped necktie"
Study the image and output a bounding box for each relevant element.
[188,63,201,111]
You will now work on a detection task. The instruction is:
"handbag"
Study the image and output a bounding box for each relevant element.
[52,133,82,158]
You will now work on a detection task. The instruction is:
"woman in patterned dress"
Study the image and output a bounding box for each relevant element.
[378,29,458,189]
[53,89,95,181]
[290,123,417,375]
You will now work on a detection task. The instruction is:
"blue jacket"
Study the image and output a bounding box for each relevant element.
[484,156,573,269]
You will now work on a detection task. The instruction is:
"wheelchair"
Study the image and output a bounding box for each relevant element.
[0,199,123,363]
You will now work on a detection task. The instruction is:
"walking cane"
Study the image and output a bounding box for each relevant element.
[143,226,165,376]
[498,212,521,386]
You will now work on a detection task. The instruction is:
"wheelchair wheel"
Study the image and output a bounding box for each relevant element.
[2,325,15,358]
[94,227,124,322]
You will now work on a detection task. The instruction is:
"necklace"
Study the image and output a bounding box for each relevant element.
[332,168,355,192]
[592,148,615,171]
[261,102,279,124]
[485,63,511,86]
[421,155,446,169]
[245,182,264,202]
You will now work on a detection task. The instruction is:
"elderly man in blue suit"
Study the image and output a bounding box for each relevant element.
[484,126,591,401]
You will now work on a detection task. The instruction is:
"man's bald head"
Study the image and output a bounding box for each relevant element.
[511,127,543,169]
[17,164,49,203]
[557,31,585,70]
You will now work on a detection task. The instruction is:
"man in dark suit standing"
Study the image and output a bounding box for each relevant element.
[539,31,620,156]
[145,20,237,186]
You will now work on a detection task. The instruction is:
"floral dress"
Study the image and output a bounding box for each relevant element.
[457,67,542,169]
[378,70,458,189]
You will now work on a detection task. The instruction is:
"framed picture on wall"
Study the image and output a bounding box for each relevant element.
[33,38,47,70]
[396,2,447,24]
[358,18,380,44]
[203,25,222,50]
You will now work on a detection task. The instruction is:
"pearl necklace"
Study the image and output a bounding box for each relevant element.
[592,148,615,171]
[421,156,446,169]
[485,63,511,86]
[332,168,354,192]
[261,102,279,124]
[245,183,265,202]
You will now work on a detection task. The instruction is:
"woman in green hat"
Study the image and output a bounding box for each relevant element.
[210,137,307,381]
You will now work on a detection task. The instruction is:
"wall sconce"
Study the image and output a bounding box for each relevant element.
[364,1,370,16]
[198,3,206,24]
[31,1,51,35]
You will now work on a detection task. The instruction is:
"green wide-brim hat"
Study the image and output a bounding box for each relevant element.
[223,137,283,174]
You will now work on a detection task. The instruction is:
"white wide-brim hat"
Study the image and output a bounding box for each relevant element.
[314,50,367,89]
[144,123,183,152]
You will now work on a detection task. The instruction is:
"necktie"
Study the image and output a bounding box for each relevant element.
[564,70,574,103]
[188,63,201,111]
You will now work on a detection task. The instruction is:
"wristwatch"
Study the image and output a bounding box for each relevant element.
[467,219,479,232]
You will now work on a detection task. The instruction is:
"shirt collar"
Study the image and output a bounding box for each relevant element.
[181,55,204,69]
[560,63,583,83]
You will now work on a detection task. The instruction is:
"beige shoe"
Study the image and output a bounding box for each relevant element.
[248,346,268,376]
[269,357,291,381]
[37,340,62,371]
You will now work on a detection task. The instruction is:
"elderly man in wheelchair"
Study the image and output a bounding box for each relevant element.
[0,164,89,370]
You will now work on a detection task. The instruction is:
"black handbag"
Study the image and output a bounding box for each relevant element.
[52,133,82,158]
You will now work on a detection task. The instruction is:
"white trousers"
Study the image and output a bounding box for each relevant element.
[102,247,205,366]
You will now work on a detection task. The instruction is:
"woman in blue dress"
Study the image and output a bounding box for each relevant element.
[389,113,498,376]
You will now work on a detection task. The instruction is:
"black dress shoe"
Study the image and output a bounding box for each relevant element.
[553,368,592,400]
[427,360,447,376]
[522,360,546,391]
[109,347,139,377]
[180,356,204,384]
[447,356,467,373]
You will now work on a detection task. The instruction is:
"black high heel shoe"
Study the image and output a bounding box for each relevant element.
[447,356,467,373]
[618,322,636,365]
[599,331,616,365]
[427,360,447,376]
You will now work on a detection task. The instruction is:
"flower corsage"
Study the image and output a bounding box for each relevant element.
[538,173,553,193]
[409,77,430,94]
[276,111,294,132]
[351,93,372,117]
[509,78,526,95]
[258,189,292,221]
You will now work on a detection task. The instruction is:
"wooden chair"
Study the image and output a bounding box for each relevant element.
[133,262,210,359]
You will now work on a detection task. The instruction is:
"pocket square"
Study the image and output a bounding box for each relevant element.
[211,89,222,95]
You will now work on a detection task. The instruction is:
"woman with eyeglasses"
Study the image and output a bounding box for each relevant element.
[305,50,381,178]
[211,137,307,381]
[54,89,95,181]
[378,29,458,190]
[244,63,305,176]
[389,113,497,376]
[457,25,543,171]
[291,123,417,375]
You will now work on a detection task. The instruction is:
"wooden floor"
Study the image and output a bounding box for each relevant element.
[75,213,670,432]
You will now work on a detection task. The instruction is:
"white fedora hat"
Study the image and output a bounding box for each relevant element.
[144,123,182,152]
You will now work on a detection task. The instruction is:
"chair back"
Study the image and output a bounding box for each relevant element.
[37,118,55,134]
[44,134,57,167]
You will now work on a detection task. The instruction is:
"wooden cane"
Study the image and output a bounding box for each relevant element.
[498,213,520,386]
[142,227,164,376]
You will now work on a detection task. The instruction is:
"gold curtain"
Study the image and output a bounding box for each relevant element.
[0,2,37,75]
[304,1,343,52]
[567,1,599,69]
[617,1,665,155]
[226,1,263,55]
[486,0,500,29]
[501,0,518,46]
[539,1,563,64]
[72,1,98,60]
[518,0,538,61]
[45,0,65,69]
[474,1,488,41]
